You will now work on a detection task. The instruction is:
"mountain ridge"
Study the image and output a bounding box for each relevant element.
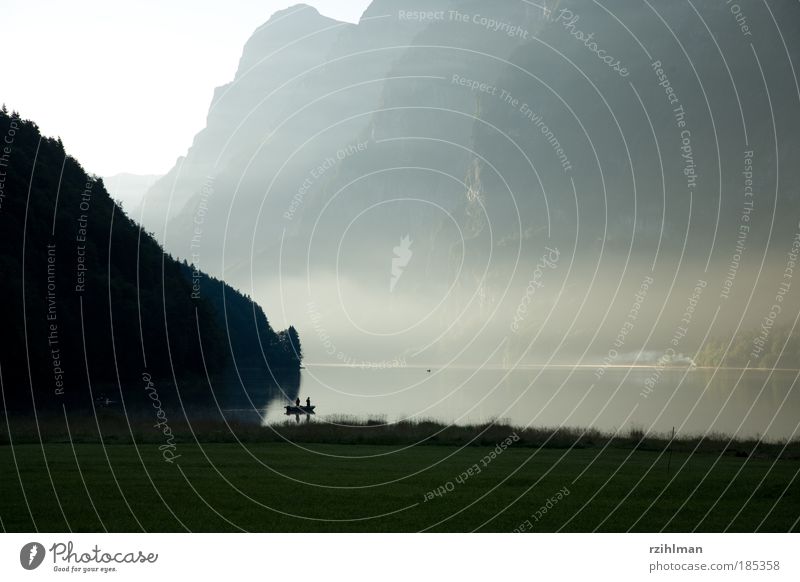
[132,0,800,365]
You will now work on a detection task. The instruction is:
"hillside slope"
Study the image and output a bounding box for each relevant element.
[0,109,300,413]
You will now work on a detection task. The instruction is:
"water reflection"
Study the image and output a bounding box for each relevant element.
[219,367,301,424]
[223,365,800,440]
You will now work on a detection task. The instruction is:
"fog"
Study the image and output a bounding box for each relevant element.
[133,0,800,369]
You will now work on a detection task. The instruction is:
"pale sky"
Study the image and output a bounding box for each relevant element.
[0,1,372,176]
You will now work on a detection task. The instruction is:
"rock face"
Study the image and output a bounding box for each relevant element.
[138,0,800,364]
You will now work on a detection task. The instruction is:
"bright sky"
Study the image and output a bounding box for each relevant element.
[0,1,371,176]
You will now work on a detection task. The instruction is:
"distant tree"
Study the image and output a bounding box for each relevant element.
[694,325,800,369]
[286,325,302,362]
[276,326,302,366]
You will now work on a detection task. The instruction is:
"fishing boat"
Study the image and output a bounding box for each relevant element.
[285,405,316,415]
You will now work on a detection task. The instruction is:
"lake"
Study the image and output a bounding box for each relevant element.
[224,364,800,441]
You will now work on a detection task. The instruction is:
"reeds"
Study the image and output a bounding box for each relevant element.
[1,411,797,460]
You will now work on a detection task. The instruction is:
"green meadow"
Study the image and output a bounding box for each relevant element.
[1,440,797,532]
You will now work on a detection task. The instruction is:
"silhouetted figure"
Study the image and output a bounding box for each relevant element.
[295,397,300,407]
[306,397,311,407]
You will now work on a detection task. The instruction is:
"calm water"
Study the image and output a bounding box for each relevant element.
[227,365,800,441]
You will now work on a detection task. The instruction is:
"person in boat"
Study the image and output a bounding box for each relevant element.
[306,397,311,407]
[295,397,300,407]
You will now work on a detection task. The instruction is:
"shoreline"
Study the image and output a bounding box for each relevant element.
[304,363,800,372]
[2,413,797,459]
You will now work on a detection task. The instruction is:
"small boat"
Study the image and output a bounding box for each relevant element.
[285,405,316,415]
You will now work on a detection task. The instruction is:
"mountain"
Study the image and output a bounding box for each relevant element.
[103,173,161,212]
[135,0,800,366]
[0,108,300,414]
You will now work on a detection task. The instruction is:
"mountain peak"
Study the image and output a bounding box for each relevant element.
[258,3,340,29]
[239,3,351,76]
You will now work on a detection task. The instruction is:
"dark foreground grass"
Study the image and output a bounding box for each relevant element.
[0,442,797,532]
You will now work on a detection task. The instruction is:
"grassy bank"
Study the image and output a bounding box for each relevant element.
[0,442,797,532]
[2,412,798,460]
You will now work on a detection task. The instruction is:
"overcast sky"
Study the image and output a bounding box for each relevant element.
[1,1,371,176]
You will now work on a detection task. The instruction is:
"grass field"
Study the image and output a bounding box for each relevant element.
[1,441,798,532]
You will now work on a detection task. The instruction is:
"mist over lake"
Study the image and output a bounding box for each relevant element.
[227,365,799,441]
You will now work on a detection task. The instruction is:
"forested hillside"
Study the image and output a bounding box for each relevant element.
[0,109,300,413]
